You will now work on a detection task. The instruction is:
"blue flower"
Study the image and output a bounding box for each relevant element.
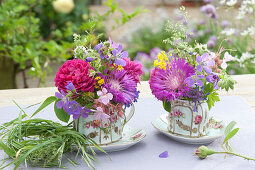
[206,73,219,89]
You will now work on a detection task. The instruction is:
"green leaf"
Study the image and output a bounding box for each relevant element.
[0,141,16,157]
[223,128,239,144]
[163,100,171,113]
[54,101,70,123]
[31,96,57,117]
[224,121,237,136]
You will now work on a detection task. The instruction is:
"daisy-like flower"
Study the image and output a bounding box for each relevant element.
[104,69,138,106]
[149,58,195,101]
[97,88,113,105]
[94,107,110,122]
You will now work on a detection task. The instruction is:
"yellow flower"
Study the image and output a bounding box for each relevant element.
[117,65,123,70]
[95,76,101,81]
[98,79,105,85]
[153,51,168,70]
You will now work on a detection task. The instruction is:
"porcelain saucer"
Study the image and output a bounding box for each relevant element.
[152,114,225,144]
[90,125,146,152]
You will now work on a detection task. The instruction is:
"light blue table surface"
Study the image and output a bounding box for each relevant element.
[0,96,255,170]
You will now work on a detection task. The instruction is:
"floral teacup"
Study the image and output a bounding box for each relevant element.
[167,99,209,137]
[74,104,135,145]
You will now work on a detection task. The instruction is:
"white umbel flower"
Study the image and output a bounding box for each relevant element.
[53,0,75,14]
[241,26,255,36]
[221,28,236,36]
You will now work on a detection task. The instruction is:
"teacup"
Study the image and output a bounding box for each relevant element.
[74,104,135,145]
[167,99,209,137]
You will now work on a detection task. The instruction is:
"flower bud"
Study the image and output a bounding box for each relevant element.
[195,146,215,159]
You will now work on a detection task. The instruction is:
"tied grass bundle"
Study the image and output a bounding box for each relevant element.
[0,112,107,169]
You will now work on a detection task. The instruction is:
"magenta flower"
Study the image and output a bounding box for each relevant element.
[123,58,143,84]
[97,88,113,105]
[149,58,195,101]
[94,107,110,122]
[55,59,95,93]
[196,53,215,74]
[104,69,139,106]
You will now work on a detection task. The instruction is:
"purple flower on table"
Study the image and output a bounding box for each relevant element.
[159,151,168,158]
[200,4,217,19]
[196,53,215,74]
[97,88,113,105]
[185,75,204,87]
[206,73,220,89]
[94,107,110,122]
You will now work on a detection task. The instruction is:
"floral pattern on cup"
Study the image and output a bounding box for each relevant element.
[194,115,203,124]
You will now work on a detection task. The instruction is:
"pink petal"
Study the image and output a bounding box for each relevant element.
[97,91,103,96]
[101,113,110,122]
[102,88,107,94]
[101,96,110,105]
[107,93,113,100]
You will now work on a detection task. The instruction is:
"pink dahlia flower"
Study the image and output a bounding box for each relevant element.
[55,59,95,93]
[149,58,195,101]
[123,58,143,84]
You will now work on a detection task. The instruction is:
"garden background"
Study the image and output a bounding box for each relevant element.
[1,0,254,89]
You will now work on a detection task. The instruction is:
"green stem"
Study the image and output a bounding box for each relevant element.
[215,151,255,161]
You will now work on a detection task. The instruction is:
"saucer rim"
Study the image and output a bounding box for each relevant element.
[91,125,146,148]
[152,114,224,140]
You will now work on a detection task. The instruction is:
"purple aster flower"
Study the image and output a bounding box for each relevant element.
[104,69,138,106]
[65,81,75,91]
[206,73,220,89]
[196,53,215,74]
[221,20,230,28]
[149,58,195,101]
[159,151,168,158]
[112,44,128,59]
[200,4,217,19]
[86,57,94,62]
[185,75,204,87]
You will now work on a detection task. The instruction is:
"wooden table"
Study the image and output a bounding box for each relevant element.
[0,74,255,110]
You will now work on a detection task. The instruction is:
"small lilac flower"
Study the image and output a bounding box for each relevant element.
[207,40,215,49]
[55,90,70,112]
[209,35,217,42]
[200,4,217,19]
[65,100,82,119]
[109,37,118,48]
[80,107,91,119]
[97,88,113,105]
[185,75,204,87]
[221,20,230,28]
[94,43,103,51]
[221,52,234,69]
[196,53,215,74]
[86,57,94,62]
[112,44,128,59]
[65,82,75,91]
[115,58,126,66]
[159,151,168,158]
[206,73,220,89]
[94,107,110,122]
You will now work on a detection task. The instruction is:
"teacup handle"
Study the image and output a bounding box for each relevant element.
[122,103,135,125]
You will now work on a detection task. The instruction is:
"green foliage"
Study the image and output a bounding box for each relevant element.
[54,101,70,123]
[218,72,236,92]
[0,110,107,169]
[163,100,172,113]
[222,121,238,153]
[31,96,57,117]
